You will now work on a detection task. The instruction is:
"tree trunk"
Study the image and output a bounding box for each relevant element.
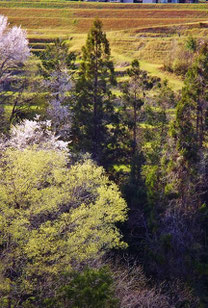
[133,94,137,157]
[199,106,204,147]
[93,41,99,161]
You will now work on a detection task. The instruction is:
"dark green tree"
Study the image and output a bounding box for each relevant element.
[40,38,76,80]
[122,60,145,159]
[174,43,208,161]
[73,19,117,164]
[121,60,159,201]
[44,267,119,308]
[185,36,197,53]
[142,80,174,205]
[161,43,208,209]
[152,45,208,285]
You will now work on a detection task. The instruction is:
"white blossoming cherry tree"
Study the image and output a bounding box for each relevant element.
[0,15,30,84]
[0,15,30,128]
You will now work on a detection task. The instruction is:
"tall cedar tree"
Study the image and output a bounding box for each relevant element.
[121,60,147,209]
[154,45,208,284]
[121,61,160,259]
[73,19,117,165]
[122,60,159,205]
[122,60,158,164]
[169,43,208,206]
[122,60,144,160]
[174,43,208,162]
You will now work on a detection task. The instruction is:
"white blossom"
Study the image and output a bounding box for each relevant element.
[45,70,72,102]
[0,15,30,83]
[7,117,70,153]
[47,99,71,138]
[44,71,72,137]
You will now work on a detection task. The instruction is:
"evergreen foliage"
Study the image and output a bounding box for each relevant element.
[174,43,208,160]
[73,19,117,165]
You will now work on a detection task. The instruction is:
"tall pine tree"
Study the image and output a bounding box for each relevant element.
[174,43,208,161]
[73,19,117,165]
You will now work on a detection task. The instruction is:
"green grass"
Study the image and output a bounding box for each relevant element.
[140,61,183,90]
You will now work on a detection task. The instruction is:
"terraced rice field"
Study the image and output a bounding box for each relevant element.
[1,2,208,34]
[1,0,208,89]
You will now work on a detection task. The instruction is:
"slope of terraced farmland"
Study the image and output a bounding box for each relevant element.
[1,2,208,35]
[1,0,208,89]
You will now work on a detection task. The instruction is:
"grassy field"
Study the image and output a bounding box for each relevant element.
[2,0,208,89]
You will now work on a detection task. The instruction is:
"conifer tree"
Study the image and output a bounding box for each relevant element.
[153,45,208,281]
[174,43,208,162]
[73,19,117,164]
[122,60,159,194]
[122,60,144,159]
[163,43,208,210]
[122,60,158,158]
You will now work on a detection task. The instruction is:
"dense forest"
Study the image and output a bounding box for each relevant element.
[0,14,208,307]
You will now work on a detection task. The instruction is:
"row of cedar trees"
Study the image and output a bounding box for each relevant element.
[12,19,208,305]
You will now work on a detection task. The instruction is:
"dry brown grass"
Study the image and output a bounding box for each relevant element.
[73,17,206,32]
[2,6,208,33]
